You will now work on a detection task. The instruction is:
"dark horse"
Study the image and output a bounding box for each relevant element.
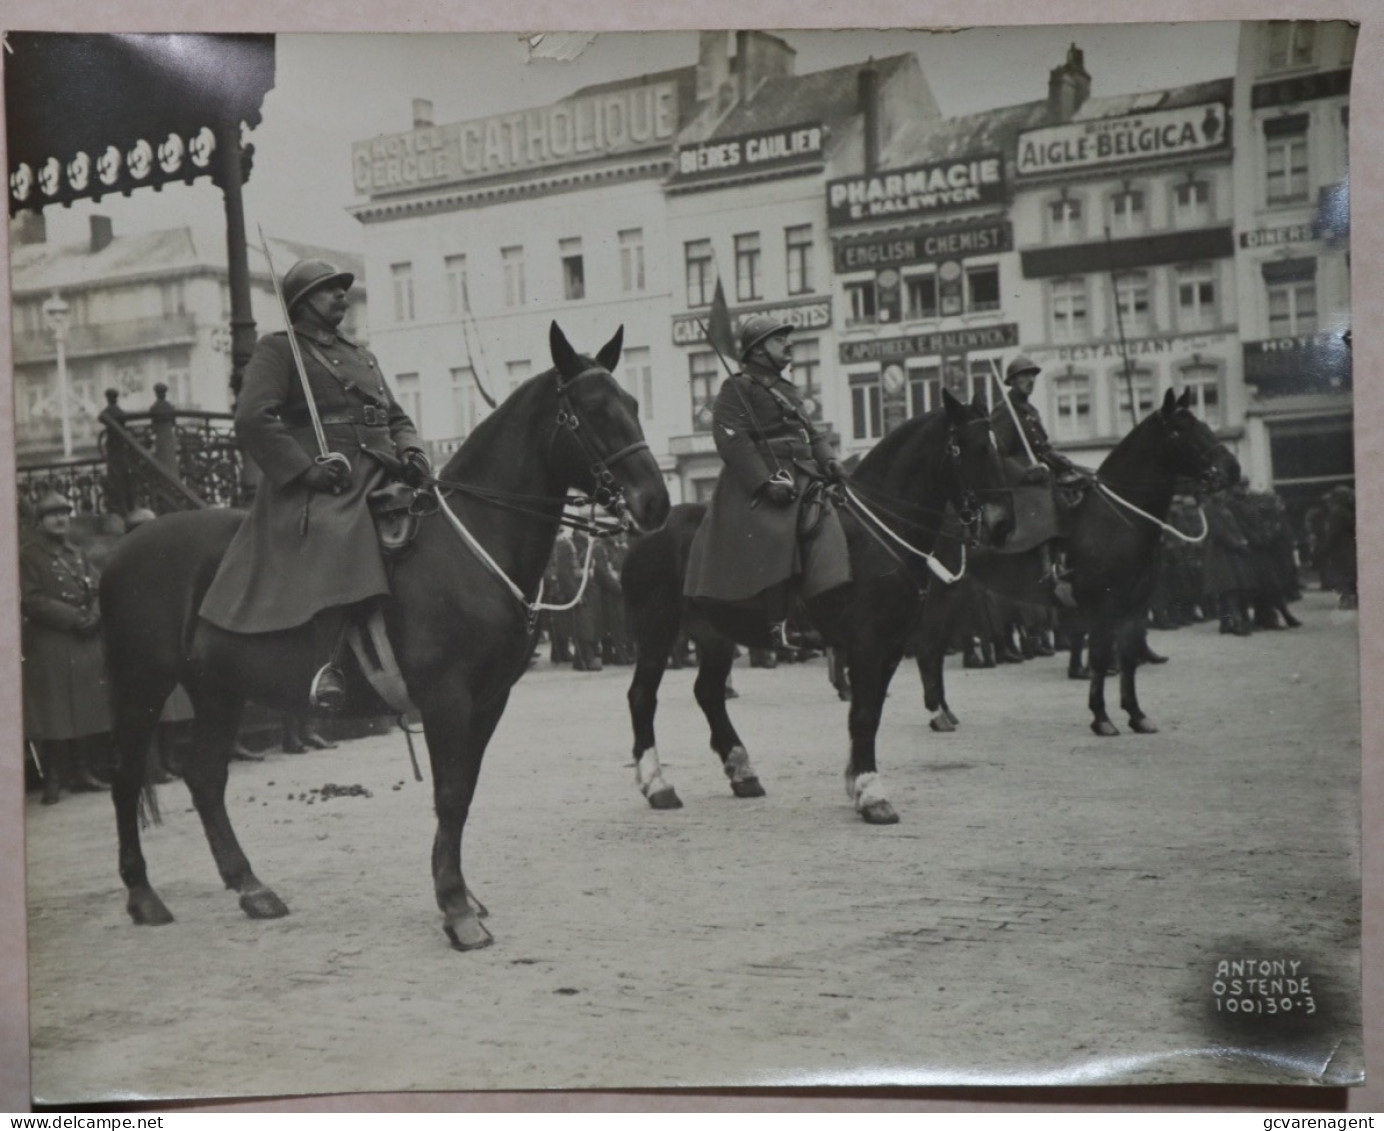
[914,388,1239,737]
[620,389,1014,825]
[99,323,669,951]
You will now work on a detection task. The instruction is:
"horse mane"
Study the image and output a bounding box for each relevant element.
[439,366,558,482]
[851,406,951,486]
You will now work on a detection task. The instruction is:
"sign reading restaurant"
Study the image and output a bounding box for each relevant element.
[672,296,832,347]
[1024,332,1230,366]
[839,323,1019,365]
[353,80,679,195]
[1015,102,1229,177]
[826,153,1005,226]
[673,122,824,181]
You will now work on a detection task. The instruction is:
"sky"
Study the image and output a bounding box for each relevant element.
[32,24,1243,255]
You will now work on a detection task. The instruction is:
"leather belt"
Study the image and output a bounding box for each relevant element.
[288,406,390,428]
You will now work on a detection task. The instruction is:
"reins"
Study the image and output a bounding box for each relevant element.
[1093,480,1209,544]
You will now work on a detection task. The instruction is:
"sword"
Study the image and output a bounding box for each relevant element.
[990,356,1039,466]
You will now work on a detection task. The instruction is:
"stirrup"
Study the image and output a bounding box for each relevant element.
[309,664,347,712]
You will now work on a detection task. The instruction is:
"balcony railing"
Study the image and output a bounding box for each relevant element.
[11,312,199,363]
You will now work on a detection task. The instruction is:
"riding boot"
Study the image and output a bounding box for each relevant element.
[39,740,65,805]
[309,608,350,711]
[68,737,111,792]
[281,714,308,754]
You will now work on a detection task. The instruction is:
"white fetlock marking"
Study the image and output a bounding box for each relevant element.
[849,771,888,812]
[724,745,756,783]
[636,747,669,798]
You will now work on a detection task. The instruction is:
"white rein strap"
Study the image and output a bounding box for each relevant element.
[1095,481,1209,544]
[843,485,966,584]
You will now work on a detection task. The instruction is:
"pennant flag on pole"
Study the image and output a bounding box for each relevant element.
[706,277,737,363]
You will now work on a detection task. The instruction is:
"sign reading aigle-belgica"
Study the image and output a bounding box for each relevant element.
[1015,102,1229,177]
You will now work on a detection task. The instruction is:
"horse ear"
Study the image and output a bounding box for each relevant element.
[549,321,579,377]
[1160,387,1177,417]
[941,386,965,425]
[1177,387,1192,410]
[970,392,988,414]
[597,325,624,373]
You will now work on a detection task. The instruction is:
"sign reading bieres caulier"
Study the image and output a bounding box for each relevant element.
[1016,103,1229,177]
[353,81,679,195]
[673,123,824,181]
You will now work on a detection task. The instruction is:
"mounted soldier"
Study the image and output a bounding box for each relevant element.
[198,257,432,709]
[684,314,851,644]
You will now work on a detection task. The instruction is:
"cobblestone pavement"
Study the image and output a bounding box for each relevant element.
[23,592,1362,1103]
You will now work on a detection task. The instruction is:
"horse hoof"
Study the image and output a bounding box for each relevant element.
[466,888,490,919]
[445,912,494,952]
[1130,718,1159,734]
[239,888,290,919]
[930,714,956,733]
[1069,666,1092,681]
[646,787,684,810]
[1090,720,1120,737]
[730,777,766,799]
[860,800,900,825]
[127,890,174,926]
[943,707,959,726]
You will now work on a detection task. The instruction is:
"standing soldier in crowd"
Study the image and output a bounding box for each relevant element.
[1203,485,1253,636]
[571,530,604,672]
[1319,485,1357,609]
[544,529,578,663]
[598,531,632,665]
[21,492,113,804]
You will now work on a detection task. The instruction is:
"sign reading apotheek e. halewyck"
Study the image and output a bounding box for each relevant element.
[353,80,679,195]
[1016,103,1229,177]
[826,154,1005,225]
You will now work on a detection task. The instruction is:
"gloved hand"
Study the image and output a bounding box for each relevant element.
[401,447,433,488]
[73,611,101,636]
[823,459,846,484]
[1019,464,1051,486]
[301,462,350,494]
[759,480,798,508]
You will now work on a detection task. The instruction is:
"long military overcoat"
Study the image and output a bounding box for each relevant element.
[20,536,111,740]
[685,362,849,603]
[199,322,421,634]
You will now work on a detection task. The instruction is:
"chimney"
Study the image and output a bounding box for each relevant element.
[11,211,46,246]
[733,30,795,106]
[89,214,113,254]
[696,31,731,103]
[412,98,434,129]
[859,61,880,174]
[1048,43,1091,123]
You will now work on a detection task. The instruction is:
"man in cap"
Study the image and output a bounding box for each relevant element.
[199,258,432,709]
[685,314,851,645]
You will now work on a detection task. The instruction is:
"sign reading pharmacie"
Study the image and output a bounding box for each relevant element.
[672,296,832,348]
[1016,102,1229,178]
[1023,331,1231,367]
[838,322,1019,365]
[352,79,679,195]
[826,153,1005,226]
[672,122,824,182]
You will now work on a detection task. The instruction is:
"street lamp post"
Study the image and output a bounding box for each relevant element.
[41,292,73,460]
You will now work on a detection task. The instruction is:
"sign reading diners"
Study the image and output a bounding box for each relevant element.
[672,296,832,347]
[826,154,1005,225]
[838,323,1019,364]
[1239,223,1318,249]
[353,80,679,195]
[673,123,824,181]
[1015,103,1229,177]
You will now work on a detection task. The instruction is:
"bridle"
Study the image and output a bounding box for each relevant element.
[553,365,650,513]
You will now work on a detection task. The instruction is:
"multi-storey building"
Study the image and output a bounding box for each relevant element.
[1232,19,1355,514]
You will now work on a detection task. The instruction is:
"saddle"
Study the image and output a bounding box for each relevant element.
[367,482,422,557]
[997,466,1089,555]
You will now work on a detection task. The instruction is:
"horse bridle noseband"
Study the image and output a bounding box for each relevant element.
[554,366,650,511]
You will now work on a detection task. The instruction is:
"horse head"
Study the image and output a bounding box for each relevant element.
[548,321,670,532]
[1152,387,1241,494]
[942,388,1015,548]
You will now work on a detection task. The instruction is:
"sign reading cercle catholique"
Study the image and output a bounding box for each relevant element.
[673,122,825,181]
[672,296,832,347]
[1016,103,1229,177]
[353,80,679,195]
[838,322,1019,365]
[826,153,1006,226]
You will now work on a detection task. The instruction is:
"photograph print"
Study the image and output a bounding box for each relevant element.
[4,22,1363,1103]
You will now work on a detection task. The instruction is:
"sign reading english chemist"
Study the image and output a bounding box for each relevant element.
[1015,102,1229,177]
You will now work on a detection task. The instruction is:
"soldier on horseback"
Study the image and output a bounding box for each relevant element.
[684,314,851,646]
[199,258,432,709]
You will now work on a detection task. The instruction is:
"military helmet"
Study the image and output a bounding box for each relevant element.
[282,258,354,313]
[34,491,73,518]
[738,313,794,362]
[1004,355,1042,384]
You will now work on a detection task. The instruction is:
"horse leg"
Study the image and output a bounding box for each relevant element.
[182,689,289,919]
[919,590,959,731]
[1118,620,1158,734]
[111,674,175,926]
[1067,629,1090,680]
[627,602,683,810]
[845,646,903,824]
[1087,623,1120,737]
[692,634,763,798]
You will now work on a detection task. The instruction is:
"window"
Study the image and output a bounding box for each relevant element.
[506,359,531,395]
[619,228,645,293]
[845,279,877,325]
[1109,188,1146,237]
[1113,369,1157,432]
[689,352,720,432]
[1050,277,1088,342]
[1113,271,1152,337]
[905,272,938,320]
[1179,362,1223,430]
[444,254,469,316]
[734,232,762,301]
[685,239,713,307]
[785,225,813,295]
[1265,117,1310,205]
[395,372,421,426]
[160,281,186,317]
[966,358,1004,411]
[501,246,526,307]
[908,364,943,416]
[1172,179,1212,227]
[623,346,653,421]
[1266,274,1318,338]
[1048,196,1084,241]
[790,338,823,421]
[391,262,415,322]
[560,237,585,301]
[1176,264,1219,331]
[965,263,1000,313]
[1051,371,1095,442]
[1267,20,1316,70]
[850,373,882,441]
[450,366,481,437]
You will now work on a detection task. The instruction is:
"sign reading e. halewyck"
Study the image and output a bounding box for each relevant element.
[826,154,1005,226]
[353,80,679,195]
[1016,103,1229,177]
[838,322,1019,365]
[673,122,824,181]
[672,296,832,347]
[834,219,1013,273]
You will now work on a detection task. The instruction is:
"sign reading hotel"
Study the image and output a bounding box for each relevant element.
[673,122,824,181]
[353,80,679,195]
[1015,103,1229,177]
[672,296,832,347]
[826,154,1005,226]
